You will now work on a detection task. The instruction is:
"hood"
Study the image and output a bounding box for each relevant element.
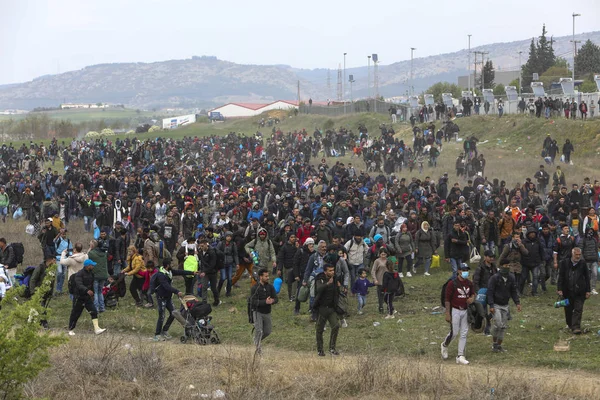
[421,221,430,231]
[257,228,268,238]
[526,227,538,239]
[70,253,87,262]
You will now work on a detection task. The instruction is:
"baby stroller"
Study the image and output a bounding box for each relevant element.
[102,275,126,309]
[179,295,220,345]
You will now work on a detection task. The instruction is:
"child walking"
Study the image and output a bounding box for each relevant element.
[382,260,401,319]
[351,268,375,315]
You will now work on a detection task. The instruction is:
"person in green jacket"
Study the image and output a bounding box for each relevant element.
[0,185,9,223]
[88,240,109,313]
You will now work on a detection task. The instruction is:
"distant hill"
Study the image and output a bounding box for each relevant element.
[0,32,598,110]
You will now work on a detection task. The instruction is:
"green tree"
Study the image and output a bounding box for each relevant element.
[424,82,462,102]
[521,38,539,92]
[537,25,555,73]
[493,83,505,96]
[0,264,66,399]
[579,80,597,93]
[574,39,600,78]
[482,60,495,89]
[521,25,556,92]
[539,65,570,90]
[508,79,520,93]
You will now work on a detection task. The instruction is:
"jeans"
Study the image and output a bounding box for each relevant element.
[347,263,362,287]
[83,216,92,232]
[93,279,106,312]
[56,263,66,293]
[397,255,413,274]
[384,292,395,315]
[520,264,540,295]
[376,286,384,312]
[443,308,469,357]
[357,294,366,311]
[218,264,233,296]
[414,257,432,274]
[491,304,509,341]
[587,262,598,290]
[155,297,185,335]
[113,262,122,276]
[253,311,272,352]
[450,258,461,279]
[483,241,496,255]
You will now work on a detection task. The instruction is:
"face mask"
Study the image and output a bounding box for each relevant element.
[461,271,469,279]
[499,269,510,277]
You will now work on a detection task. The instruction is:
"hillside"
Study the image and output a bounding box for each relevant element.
[1,31,598,110]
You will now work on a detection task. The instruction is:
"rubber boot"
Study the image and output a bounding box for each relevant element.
[92,318,106,335]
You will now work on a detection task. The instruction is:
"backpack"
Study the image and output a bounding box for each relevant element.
[68,274,77,296]
[440,278,459,308]
[8,243,24,268]
[20,266,36,288]
[214,248,225,269]
[149,271,161,295]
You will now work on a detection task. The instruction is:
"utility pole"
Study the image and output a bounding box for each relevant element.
[336,65,342,101]
[473,51,478,93]
[572,13,581,82]
[297,80,300,107]
[372,54,379,113]
[367,55,371,100]
[474,51,488,91]
[410,47,416,96]
[467,34,472,92]
[349,75,355,112]
[518,51,522,95]
[327,69,331,101]
[343,52,347,114]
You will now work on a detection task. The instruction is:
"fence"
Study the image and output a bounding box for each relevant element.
[299,100,410,120]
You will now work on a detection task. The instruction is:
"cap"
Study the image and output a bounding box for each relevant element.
[374,234,383,242]
[47,218,53,222]
[83,259,97,267]
[483,250,495,258]
[459,263,470,271]
[304,238,315,245]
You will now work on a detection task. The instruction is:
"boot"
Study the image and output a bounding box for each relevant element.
[92,319,106,335]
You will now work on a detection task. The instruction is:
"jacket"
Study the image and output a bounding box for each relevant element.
[394,232,414,256]
[88,248,109,280]
[123,253,145,278]
[539,232,555,261]
[480,217,499,243]
[382,271,401,293]
[487,272,520,307]
[0,245,15,269]
[143,239,159,266]
[245,230,276,269]
[59,252,88,281]
[557,258,590,297]
[447,229,469,261]
[276,242,297,271]
[473,260,497,292]
[249,281,278,314]
[303,251,326,283]
[351,277,374,296]
[294,246,314,281]
[29,262,53,297]
[154,267,194,299]
[218,240,239,266]
[198,248,218,274]
[498,241,528,274]
[313,272,338,309]
[414,227,436,258]
[72,267,94,299]
[344,239,369,266]
[521,229,544,267]
[498,217,515,240]
[335,258,350,288]
[582,237,599,262]
[371,258,387,285]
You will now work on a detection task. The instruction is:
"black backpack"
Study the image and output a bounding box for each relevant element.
[440,278,459,308]
[68,274,77,296]
[149,271,161,295]
[8,243,24,268]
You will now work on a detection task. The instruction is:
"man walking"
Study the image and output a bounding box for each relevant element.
[441,263,475,365]
[557,248,591,334]
[314,264,341,356]
[487,264,521,352]
[68,259,107,336]
[249,268,278,355]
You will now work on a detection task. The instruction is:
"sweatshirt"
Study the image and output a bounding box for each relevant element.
[445,278,474,310]
[351,277,375,296]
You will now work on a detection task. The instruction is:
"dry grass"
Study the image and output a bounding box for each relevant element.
[23,336,600,400]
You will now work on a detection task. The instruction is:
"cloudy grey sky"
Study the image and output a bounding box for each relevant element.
[1,0,598,85]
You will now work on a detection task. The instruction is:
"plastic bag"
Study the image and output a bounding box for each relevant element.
[12,207,23,220]
[431,254,440,268]
[469,247,481,264]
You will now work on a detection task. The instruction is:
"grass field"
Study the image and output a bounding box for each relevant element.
[0,108,161,122]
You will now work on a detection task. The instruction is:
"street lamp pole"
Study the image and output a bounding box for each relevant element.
[349,75,355,112]
[410,47,416,96]
[518,51,522,96]
[468,34,472,93]
[367,55,371,100]
[572,13,580,82]
[343,52,347,114]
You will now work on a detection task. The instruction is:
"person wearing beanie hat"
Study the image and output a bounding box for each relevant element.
[68,258,107,336]
[216,230,238,297]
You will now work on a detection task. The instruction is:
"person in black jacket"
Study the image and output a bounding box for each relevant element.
[487,265,521,352]
[557,248,591,334]
[154,258,194,342]
[473,250,497,336]
[314,264,341,356]
[277,233,298,301]
[446,221,470,279]
[293,238,315,315]
[249,268,278,355]
[520,227,545,296]
[68,259,107,336]
[198,239,220,306]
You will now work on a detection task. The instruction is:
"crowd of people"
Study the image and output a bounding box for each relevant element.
[0,121,595,363]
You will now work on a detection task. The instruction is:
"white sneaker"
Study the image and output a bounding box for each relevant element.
[456,356,470,365]
[406,272,413,277]
[95,328,107,335]
[68,330,76,336]
[385,315,393,319]
[424,272,431,276]
[592,289,598,295]
[341,319,348,328]
[440,343,448,359]
[399,273,404,278]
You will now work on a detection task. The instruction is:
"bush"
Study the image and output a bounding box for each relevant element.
[148,125,161,133]
[0,263,66,399]
[100,128,115,136]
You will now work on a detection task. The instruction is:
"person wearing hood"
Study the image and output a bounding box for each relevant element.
[247,202,264,223]
[498,232,529,288]
[87,240,109,313]
[68,259,107,336]
[519,227,544,296]
[371,247,389,314]
[59,242,88,285]
[217,231,238,297]
[245,228,276,272]
[344,231,369,286]
[293,237,315,315]
[413,221,437,277]
[487,264,521,352]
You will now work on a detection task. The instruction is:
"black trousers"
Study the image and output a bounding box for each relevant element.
[69,296,97,330]
[201,273,219,304]
[316,306,339,352]
[564,296,586,331]
[129,276,144,304]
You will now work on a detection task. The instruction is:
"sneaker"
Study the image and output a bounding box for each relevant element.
[440,343,448,360]
[212,300,222,307]
[357,310,363,315]
[41,321,49,330]
[385,315,393,319]
[293,310,300,316]
[406,272,413,277]
[162,332,172,340]
[153,335,165,342]
[424,272,431,276]
[318,350,325,357]
[456,356,469,365]
[411,268,416,274]
[592,289,598,295]
[399,273,404,278]
[68,330,76,336]
[341,319,348,328]
[144,303,154,308]
[496,345,506,352]
[492,344,500,353]
[329,349,339,356]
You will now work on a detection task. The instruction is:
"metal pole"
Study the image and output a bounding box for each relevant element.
[572,13,580,82]
[343,52,347,114]
[367,55,371,101]
[518,51,522,95]
[410,47,416,96]
[468,34,472,92]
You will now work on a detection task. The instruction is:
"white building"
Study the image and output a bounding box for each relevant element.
[60,103,110,109]
[209,100,298,118]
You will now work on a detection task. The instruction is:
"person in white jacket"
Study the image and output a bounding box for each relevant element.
[59,242,88,284]
[344,233,369,287]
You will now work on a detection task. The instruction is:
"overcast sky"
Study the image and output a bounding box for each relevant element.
[1,0,598,85]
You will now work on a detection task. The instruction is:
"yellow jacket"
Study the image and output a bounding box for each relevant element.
[123,254,145,278]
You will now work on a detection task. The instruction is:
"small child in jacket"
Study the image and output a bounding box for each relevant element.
[382,260,401,319]
[351,268,375,314]
[138,261,158,308]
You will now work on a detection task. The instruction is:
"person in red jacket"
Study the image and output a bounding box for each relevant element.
[296,218,314,245]
[138,261,158,308]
